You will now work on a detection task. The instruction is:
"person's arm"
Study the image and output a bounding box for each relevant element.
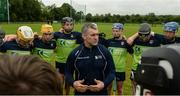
[53,32,60,40]
[65,51,75,86]
[59,28,64,33]
[104,39,110,48]
[75,33,83,44]
[65,48,88,92]
[154,33,164,44]
[0,42,7,52]
[99,37,108,47]
[126,41,134,54]
[33,32,40,39]
[127,32,138,45]
[88,46,115,92]
[103,47,115,88]
[4,34,17,42]
[4,32,40,42]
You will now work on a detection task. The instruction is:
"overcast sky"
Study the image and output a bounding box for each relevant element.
[42,0,180,15]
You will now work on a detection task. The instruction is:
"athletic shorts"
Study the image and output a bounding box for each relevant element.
[56,61,65,74]
[115,72,125,81]
[130,70,136,80]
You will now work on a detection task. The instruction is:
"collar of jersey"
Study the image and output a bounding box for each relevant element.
[169,37,176,42]
[64,31,72,34]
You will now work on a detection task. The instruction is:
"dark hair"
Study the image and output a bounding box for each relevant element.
[0,54,62,95]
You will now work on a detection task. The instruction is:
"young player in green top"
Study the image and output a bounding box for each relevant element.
[54,17,82,95]
[107,23,133,95]
[128,23,161,95]
[0,26,34,55]
[33,24,56,68]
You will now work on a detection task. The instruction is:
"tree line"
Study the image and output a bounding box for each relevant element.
[8,0,180,24]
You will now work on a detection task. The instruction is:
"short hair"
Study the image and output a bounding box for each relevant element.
[81,23,98,35]
[0,54,62,95]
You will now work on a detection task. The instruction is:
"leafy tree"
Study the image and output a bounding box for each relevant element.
[9,0,42,21]
[74,11,84,22]
[86,13,92,21]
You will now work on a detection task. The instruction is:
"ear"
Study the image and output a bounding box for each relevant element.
[82,34,86,40]
[120,29,123,32]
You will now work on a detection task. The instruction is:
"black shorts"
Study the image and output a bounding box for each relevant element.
[115,72,125,81]
[130,70,136,81]
[56,61,65,74]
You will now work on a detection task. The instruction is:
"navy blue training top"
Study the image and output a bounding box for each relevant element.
[154,33,180,45]
[133,35,161,47]
[65,44,115,94]
[33,38,56,49]
[54,31,82,44]
[107,38,133,54]
[0,40,33,53]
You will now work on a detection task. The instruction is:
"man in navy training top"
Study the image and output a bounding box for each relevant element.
[65,23,115,95]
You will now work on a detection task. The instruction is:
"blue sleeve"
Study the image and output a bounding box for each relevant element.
[176,37,180,43]
[53,32,60,40]
[74,32,83,44]
[54,41,57,48]
[154,33,164,43]
[65,50,76,86]
[0,42,7,52]
[99,37,108,47]
[102,46,115,88]
[126,41,133,54]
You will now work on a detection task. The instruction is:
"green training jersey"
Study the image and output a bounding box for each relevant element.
[53,31,82,64]
[33,38,56,68]
[55,39,79,63]
[33,48,55,64]
[107,39,133,72]
[132,45,154,70]
[132,36,161,70]
[7,50,31,55]
[108,47,127,72]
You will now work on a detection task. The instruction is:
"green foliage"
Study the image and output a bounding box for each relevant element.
[9,0,42,22]
[86,13,180,24]
[86,13,93,21]
[0,0,8,21]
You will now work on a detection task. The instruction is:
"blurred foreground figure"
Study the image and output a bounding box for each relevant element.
[0,28,5,45]
[135,44,180,95]
[0,54,62,95]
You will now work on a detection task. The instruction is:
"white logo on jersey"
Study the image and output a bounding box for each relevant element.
[51,43,54,47]
[121,41,124,45]
[77,56,90,59]
[149,40,154,44]
[95,55,102,59]
[71,34,74,38]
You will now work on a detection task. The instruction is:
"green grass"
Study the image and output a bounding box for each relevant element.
[1,22,169,36]
[0,22,179,95]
